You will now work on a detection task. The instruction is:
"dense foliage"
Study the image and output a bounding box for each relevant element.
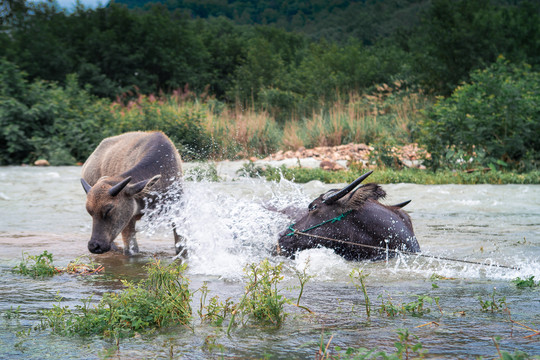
[115,0,429,45]
[0,0,539,173]
[421,57,540,171]
[0,59,114,165]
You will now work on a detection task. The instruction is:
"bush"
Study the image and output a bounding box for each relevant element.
[420,57,540,171]
[0,59,114,165]
[110,93,215,160]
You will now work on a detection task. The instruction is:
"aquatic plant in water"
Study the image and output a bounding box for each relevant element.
[478,288,507,313]
[512,276,538,289]
[39,260,192,338]
[318,328,426,360]
[12,252,103,277]
[349,269,371,318]
[228,259,288,332]
[12,251,59,278]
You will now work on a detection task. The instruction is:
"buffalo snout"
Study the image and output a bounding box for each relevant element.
[88,240,111,254]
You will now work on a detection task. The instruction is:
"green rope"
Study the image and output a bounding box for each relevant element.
[286,210,353,236]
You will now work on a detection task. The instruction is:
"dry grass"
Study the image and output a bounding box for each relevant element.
[109,84,430,158]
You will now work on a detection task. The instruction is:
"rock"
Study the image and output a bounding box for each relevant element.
[261,142,430,170]
[34,159,50,166]
[320,159,345,171]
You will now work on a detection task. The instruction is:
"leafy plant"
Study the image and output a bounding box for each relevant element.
[3,306,22,320]
[227,259,288,333]
[320,328,426,359]
[420,57,540,172]
[236,161,266,178]
[349,269,371,318]
[12,251,59,278]
[512,276,538,289]
[394,328,426,360]
[478,288,507,313]
[402,295,433,317]
[198,283,236,326]
[378,295,401,318]
[39,260,192,338]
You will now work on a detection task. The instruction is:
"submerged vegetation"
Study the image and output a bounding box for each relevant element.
[39,260,192,338]
[12,252,103,277]
[12,251,59,278]
[6,251,540,358]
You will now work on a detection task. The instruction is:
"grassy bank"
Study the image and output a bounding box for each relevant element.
[247,165,540,185]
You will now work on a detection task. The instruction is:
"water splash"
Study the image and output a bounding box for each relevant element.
[140,177,540,282]
[141,177,309,279]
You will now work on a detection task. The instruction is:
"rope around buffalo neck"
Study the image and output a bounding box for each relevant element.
[285,216,522,271]
[286,210,352,236]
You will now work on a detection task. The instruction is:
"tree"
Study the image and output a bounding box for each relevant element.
[420,57,540,171]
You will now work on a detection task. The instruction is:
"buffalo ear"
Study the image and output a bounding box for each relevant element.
[81,178,92,194]
[126,175,161,196]
[343,183,386,210]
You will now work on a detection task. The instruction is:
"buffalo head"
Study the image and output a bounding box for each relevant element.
[81,175,160,254]
[277,171,420,261]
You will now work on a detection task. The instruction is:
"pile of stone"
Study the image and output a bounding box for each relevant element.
[262,143,428,171]
[263,143,373,162]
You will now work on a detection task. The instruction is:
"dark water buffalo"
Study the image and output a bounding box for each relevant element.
[81,131,183,255]
[277,171,420,261]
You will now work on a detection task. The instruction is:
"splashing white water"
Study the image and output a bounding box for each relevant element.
[142,177,311,279]
[140,177,540,282]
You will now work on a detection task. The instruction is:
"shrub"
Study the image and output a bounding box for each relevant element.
[0,59,114,165]
[110,93,215,160]
[420,57,540,171]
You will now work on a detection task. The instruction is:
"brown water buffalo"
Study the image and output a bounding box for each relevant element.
[277,171,420,261]
[81,131,183,255]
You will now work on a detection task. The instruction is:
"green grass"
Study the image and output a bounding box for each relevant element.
[252,165,540,185]
[12,251,59,278]
[39,260,192,338]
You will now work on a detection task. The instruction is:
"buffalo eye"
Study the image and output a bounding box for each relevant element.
[308,203,317,211]
[103,206,113,220]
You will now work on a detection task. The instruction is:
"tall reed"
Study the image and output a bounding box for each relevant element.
[107,85,430,159]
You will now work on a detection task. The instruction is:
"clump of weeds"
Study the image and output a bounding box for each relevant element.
[198,282,236,326]
[512,276,538,289]
[227,259,288,333]
[293,257,313,313]
[349,268,371,318]
[402,295,434,317]
[377,294,437,318]
[478,287,507,313]
[317,328,426,359]
[12,251,103,277]
[39,260,192,338]
[378,294,401,317]
[12,251,59,278]
[491,336,539,360]
[2,305,22,320]
[185,162,221,182]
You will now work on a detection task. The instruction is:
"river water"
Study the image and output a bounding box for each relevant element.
[0,164,539,359]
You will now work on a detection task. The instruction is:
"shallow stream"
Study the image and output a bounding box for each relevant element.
[0,164,539,359]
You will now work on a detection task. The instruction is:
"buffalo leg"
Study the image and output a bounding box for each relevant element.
[173,223,187,257]
[121,218,139,255]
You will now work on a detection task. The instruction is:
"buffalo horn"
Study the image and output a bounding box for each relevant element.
[108,176,132,197]
[323,170,373,204]
[392,200,411,208]
[81,178,92,194]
